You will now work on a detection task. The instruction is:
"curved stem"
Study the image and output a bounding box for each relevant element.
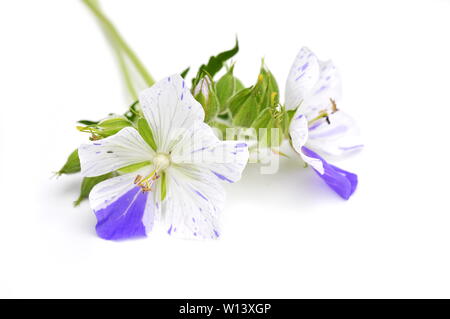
[82,0,155,87]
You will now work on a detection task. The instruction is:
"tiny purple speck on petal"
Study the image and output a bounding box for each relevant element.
[195,190,208,201]
[211,170,233,183]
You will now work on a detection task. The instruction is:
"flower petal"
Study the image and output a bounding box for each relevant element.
[163,166,225,239]
[285,47,320,110]
[89,168,159,240]
[79,127,155,177]
[139,74,205,153]
[302,146,358,200]
[307,111,363,157]
[170,122,249,183]
[298,60,342,121]
[289,113,324,173]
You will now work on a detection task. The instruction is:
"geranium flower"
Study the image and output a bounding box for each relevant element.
[78,74,249,240]
[286,47,363,199]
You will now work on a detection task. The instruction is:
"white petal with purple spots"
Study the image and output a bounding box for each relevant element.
[170,122,249,183]
[285,47,321,110]
[139,74,205,153]
[79,127,155,177]
[163,165,225,239]
[307,111,363,157]
[289,113,324,174]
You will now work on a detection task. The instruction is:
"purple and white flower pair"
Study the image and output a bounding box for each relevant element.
[78,75,249,240]
[286,47,363,199]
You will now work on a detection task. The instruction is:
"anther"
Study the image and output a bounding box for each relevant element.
[134,175,142,184]
[330,98,338,113]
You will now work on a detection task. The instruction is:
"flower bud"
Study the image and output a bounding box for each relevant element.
[193,75,219,123]
[77,115,132,140]
[216,65,244,113]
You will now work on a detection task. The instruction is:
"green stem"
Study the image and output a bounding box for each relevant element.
[87,0,138,99]
[82,0,155,87]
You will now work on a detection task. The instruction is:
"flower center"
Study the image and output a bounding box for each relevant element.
[133,153,171,193]
[153,153,171,171]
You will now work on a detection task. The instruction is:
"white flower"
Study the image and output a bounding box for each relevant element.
[286,47,362,199]
[78,74,249,240]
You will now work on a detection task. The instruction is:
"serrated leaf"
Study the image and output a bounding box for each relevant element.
[56,149,80,175]
[137,117,157,151]
[193,38,239,86]
[180,67,190,78]
[73,172,115,207]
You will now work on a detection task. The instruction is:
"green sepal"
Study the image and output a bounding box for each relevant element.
[210,120,231,139]
[160,171,167,201]
[73,172,116,207]
[251,106,289,147]
[228,86,260,127]
[56,149,81,175]
[117,161,151,174]
[216,65,245,113]
[137,117,157,151]
[124,100,140,122]
[255,62,279,109]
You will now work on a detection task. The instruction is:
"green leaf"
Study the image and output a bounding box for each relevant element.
[56,149,80,175]
[180,67,190,78]
[160,171,167,201]
[192,38,239,86]
[137,117,157,151]
[78,119,99,126]
[74,172,115,207]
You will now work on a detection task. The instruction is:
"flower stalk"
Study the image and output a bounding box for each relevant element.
[82,0,155,96]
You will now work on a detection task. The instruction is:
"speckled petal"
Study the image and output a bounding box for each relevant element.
[285,47,321,110]
[79,127,155,177]
[139,74,205,153]
[162,166,225,240]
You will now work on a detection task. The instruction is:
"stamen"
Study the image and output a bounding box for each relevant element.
[134,175,142,184]
[135,170,160,193]
[330,98,338,113]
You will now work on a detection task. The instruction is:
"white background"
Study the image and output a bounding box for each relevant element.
[0,0,449,298]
